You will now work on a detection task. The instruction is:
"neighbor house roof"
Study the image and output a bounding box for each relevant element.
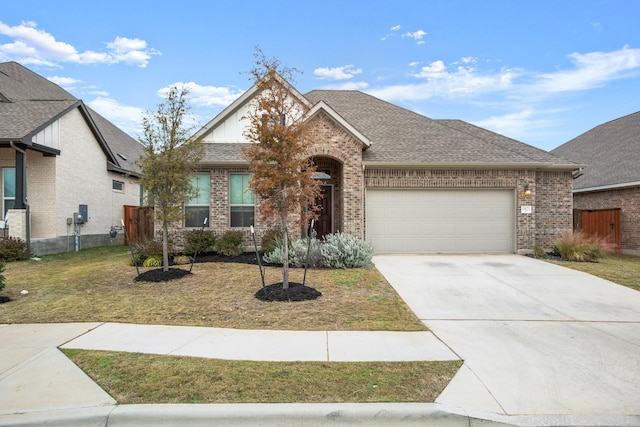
[0,61,143,176]
[551,111,640,191]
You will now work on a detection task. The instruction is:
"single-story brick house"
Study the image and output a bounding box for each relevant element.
[188,75,579,254]
[552,111,640,255]
[0,61,145,255]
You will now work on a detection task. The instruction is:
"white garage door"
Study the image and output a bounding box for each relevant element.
[366,189,514,254]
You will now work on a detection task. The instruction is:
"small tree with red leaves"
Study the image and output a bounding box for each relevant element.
[242,50,320,289]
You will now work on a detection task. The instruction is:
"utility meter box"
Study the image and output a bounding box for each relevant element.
[78,204,88,224]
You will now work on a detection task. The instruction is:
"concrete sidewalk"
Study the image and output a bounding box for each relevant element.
[1,322,472,426]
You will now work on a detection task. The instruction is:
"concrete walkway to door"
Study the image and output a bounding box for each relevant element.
[373,255,640,426]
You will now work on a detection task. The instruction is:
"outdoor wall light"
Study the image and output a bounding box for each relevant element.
[524,184,532,196]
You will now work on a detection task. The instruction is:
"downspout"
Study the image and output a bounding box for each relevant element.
[9,141,30,252]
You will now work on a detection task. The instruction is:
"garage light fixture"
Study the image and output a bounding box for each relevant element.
[524,184,531,196]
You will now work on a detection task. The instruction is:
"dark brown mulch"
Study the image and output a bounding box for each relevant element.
[134,268,192,283]
[0,296,10,304]
[255,282,322,302]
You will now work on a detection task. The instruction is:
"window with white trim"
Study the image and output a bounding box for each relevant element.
[185,173,210,227]
[229,174,254,227]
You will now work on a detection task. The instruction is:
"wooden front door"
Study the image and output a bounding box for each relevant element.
[313,185,333,239]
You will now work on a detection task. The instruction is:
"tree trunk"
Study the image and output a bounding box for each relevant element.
[281,211,289,289]
[162,225,169,272]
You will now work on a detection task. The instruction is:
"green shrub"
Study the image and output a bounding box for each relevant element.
[184,229,216,255]
[215,230,245,256]
[143,256,162,267]
[260,228,283,254]
[0,262,5,292]
[263,237,324,267]
[553,231,610,262]
[129,254,145,266]
[0,237,31,262]
[321,232,374,268]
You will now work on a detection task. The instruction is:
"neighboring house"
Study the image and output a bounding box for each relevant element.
[0,61,145,255]
[552,111,640,255]
[188,74,579,254]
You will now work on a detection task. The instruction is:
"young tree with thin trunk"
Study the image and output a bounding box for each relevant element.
[242,50,320,289]
[137,86,204,272]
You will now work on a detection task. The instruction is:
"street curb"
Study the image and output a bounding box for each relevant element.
[0,403,510,426]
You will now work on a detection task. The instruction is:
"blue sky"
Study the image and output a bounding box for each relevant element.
[2,0,639,151]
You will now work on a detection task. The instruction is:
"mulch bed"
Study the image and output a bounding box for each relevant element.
[134,268,192,283]
[255,282,322,302]
[133,252,259,283]
[133,253,322,302]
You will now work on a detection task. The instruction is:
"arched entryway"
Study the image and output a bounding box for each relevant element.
[309,156,343,239]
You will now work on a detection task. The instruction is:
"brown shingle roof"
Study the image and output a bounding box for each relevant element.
[305,90,575,167]
[551,111,640,190]
[0,61,143,175]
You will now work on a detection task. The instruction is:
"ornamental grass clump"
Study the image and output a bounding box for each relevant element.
[553,231,611,262]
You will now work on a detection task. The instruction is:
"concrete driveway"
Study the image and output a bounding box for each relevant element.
[373,255,640,423]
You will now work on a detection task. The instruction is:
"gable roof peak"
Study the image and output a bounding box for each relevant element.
[191,71,312,141]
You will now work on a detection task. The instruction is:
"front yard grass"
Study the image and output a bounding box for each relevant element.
[2,246,457,404]
[1,245,426,331]
[62,349,461,404]
[546,253,640,292]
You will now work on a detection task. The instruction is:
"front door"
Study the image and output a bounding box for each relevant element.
[313,185,332,239]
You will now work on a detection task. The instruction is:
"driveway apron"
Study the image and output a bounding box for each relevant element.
[373,255,640,417]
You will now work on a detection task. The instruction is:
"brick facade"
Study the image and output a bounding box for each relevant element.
[573,186,640,255]
[363,168,573,252]
[186,102,574,254]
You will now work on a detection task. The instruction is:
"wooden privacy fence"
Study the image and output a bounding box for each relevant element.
[574,208,621,253]
[123,205,154,245]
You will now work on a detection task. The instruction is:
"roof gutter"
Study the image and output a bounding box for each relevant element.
[362,161,582,171]
[574,180,640,193]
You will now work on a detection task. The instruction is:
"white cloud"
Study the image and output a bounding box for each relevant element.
[313,65,363,80]
[157,82,245,107]
[369,46,640,104]
[474,109,552,139]
[47,75,81,87]
[413,60,447,78]
[528,46,640,94]
[87,97,145,137]
[402,29,427,45]
[371,59,517,101]
[318,81,369,91]
[381,25,402,41]
[0,21,159,67]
